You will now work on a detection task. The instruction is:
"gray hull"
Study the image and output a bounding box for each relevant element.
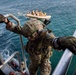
[52,30,76,75]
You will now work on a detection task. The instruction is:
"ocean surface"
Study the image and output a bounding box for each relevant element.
[0,0,76,75]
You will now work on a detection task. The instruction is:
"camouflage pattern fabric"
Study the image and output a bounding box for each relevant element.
[25,32,55,75]
[5,19,56,75]
[22,19,45,37]
[4,16,76,75]
[6,19,45,38]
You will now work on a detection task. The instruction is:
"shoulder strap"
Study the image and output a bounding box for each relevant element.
[36,30,47,50]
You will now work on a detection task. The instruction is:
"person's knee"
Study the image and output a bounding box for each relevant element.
[40,65,52,75]
[29,63,39,75]
[40,59,52,75]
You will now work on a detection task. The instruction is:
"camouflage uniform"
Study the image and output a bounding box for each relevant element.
[6,19,55,75]
[5,18,76,75]
[0,14,76,75]
[25,32,55,75]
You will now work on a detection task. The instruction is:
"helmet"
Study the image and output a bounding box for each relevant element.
[22,19,45,37]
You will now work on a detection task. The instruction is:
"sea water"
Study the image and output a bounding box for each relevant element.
[0,0,76,75]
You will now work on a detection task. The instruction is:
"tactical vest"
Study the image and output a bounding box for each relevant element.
[25,32,53,59]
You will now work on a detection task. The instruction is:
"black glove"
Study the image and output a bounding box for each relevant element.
[44,19,51,25]
[0,14,5,23]
[56,36,76,55]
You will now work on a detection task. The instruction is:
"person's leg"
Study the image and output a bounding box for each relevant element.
[29,55,41,75]
[40,59,52,75]
[29,61,39,75]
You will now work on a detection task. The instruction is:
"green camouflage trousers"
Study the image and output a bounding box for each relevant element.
[28,46,52,75]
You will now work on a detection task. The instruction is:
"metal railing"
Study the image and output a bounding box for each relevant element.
[4,14,27,71]
[0,51,21,70]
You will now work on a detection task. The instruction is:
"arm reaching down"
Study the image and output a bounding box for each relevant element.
[52,36,76,55]
[43,31,76,55]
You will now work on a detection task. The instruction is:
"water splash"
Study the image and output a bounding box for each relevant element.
[1,50,10,61]
[17,10,30,17]
[17,12,24,16]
